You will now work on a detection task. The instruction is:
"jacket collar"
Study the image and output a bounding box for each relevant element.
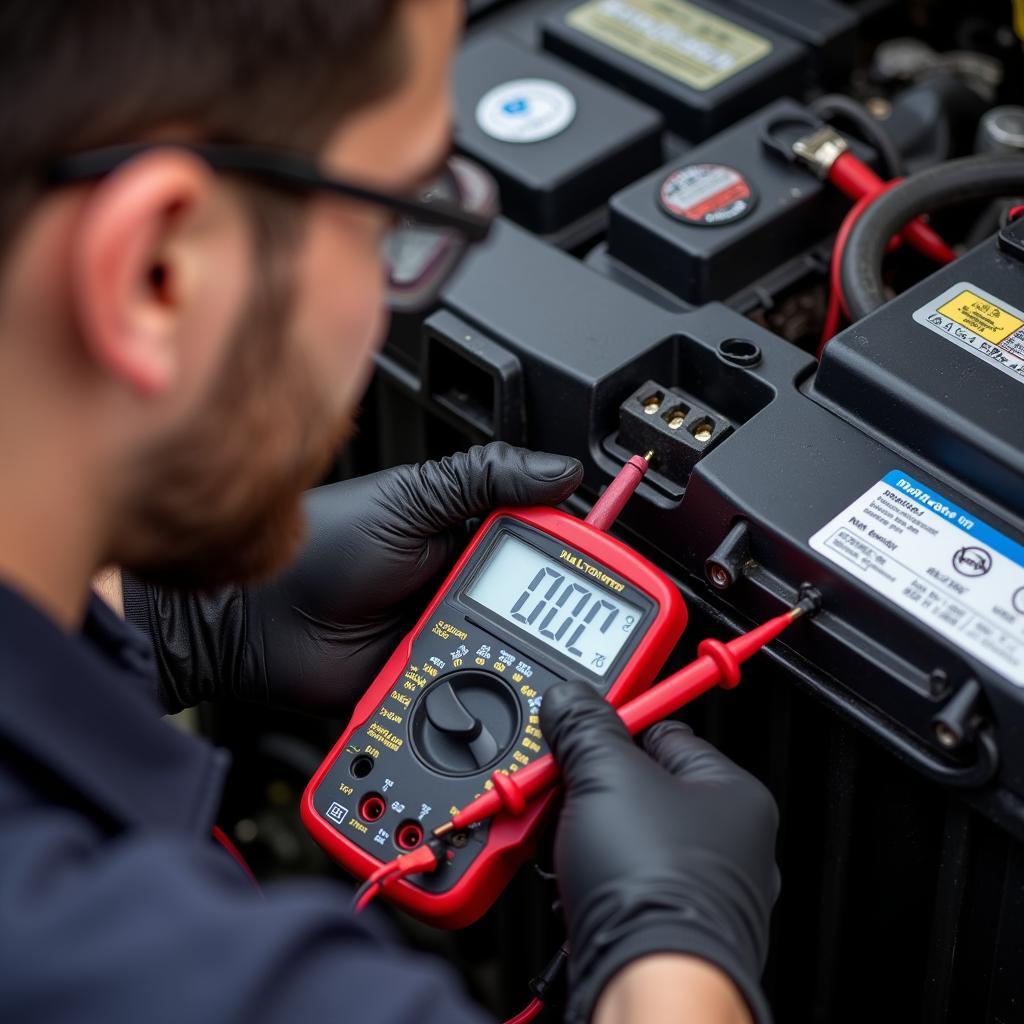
[0,580,227,835]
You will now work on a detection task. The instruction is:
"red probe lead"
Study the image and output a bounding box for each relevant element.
[354,606,816,895]
[584,451,653,531]
[433,595,816,839]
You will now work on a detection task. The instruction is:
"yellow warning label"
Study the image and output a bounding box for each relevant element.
[566,0,772,92]
[937,290,1024,345]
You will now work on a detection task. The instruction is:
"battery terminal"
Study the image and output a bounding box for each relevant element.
[662,406,688,430]
[792,125,849,178]
[690,418,714,443]
[641,390,664,415]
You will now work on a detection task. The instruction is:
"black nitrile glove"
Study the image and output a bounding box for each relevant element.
[126,443,582,716]
[539,680,779,1024]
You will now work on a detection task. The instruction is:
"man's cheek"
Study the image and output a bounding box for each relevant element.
[324,260,388,409]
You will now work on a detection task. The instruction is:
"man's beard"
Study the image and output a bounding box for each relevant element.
[114,249,354,592]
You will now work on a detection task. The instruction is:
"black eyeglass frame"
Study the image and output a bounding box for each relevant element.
[47,142,495,244]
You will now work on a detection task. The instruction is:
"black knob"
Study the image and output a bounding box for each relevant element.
[424,681,499,766]
[411,671,521,776]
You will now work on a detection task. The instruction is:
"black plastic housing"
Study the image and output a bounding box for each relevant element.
[605,99,874,304]
[607,379,734,496]
[455,34,663,238]
[541,0,807,140]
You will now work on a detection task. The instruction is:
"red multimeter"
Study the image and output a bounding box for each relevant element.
[301,505,686,928]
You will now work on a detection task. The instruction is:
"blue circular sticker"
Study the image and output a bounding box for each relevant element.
[475,78,577,144]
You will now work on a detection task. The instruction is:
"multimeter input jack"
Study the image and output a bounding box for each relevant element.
[359,794,387,823]
[350,755,375,779]
[395,821,425,851]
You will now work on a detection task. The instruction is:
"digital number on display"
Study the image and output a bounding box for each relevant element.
[465,534,645,676]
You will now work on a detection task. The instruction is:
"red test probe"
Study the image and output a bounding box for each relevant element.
[352,592,819,907]
[433,594,817,838]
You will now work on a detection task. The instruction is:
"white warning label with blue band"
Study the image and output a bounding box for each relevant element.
[810,471,1024,686]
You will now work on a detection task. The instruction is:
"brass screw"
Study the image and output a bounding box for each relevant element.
[666,411,685,430]
[643,397,660,415]
[692,421,713,443]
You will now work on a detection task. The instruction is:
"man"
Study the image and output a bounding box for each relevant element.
[0,2,779,1022]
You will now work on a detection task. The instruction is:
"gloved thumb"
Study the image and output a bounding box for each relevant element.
[402,443,583,533]
[540,680,632,784]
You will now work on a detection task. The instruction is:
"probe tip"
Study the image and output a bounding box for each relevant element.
[789,584,823,620]
[432,821,455,838]
[643,449,655,463]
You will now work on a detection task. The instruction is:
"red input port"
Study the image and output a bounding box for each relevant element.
[359,794,386,823]
[395,821,424,850]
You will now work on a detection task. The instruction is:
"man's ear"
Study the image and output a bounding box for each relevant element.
[69,149,218,398]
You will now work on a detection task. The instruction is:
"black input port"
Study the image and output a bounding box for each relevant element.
[350,755,374,779]
[395,821,424,851]
[358,794,386,823]
[609,379,735,494]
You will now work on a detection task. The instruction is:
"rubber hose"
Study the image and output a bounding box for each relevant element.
[810,93,905,179]
[840,153,1024,321]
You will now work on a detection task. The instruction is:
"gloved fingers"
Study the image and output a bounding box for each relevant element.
[641,720,751,784]
[643,721,780,833]
[540,680,633,783]
[397,443,583,534]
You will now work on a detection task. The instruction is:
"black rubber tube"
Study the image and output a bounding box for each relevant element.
[810,93,904,179]
[840,153,1024,321]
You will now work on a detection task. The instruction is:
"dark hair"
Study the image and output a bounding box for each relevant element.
[0,0,407,253]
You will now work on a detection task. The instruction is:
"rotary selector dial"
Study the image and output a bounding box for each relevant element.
[410,671,521,776]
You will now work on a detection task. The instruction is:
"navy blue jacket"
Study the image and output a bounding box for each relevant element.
[0,582,486,1023]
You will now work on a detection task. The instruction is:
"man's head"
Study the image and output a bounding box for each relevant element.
[0,0,463,597]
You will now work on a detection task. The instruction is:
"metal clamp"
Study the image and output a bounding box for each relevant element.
[792,126,849,178]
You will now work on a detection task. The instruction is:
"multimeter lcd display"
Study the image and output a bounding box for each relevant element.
[465,534,645,676]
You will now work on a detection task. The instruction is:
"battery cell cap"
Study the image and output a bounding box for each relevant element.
[659,163,756,226]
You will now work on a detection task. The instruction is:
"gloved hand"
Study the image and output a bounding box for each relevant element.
[539,681,779,1024]
[126,443,582,716]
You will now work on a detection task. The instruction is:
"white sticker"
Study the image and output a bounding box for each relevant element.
[810,471,1024,686]
[912,281,1024,386]
[475,78,576,144]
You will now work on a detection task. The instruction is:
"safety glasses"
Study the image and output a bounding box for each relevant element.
[48,142,499,313]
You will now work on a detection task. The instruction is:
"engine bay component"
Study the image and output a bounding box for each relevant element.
[213,5,1024,1021]
[455,33,663,238]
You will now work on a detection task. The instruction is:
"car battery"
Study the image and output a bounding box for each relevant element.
[455,34,663,238]
[541,0,807,141]
[604,98,869,304]
[812,218,1024,522]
